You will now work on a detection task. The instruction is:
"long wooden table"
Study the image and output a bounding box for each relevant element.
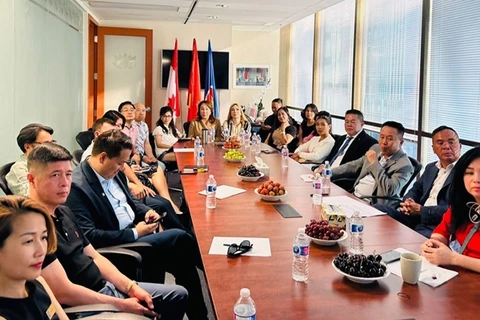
[175,141,477,320]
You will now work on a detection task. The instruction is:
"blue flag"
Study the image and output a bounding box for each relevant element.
[204,40,218,117]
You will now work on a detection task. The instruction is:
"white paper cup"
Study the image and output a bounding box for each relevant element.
[400,253,422,285]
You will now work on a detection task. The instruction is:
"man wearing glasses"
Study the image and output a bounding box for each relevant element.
[6,123,55,196]
[133,102,158,165]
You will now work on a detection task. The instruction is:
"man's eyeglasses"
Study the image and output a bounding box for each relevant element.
[224,240,253,258]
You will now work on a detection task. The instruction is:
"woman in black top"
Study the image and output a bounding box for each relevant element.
[0,196,67,320]
[265,107,297,150]
[297,103,318,146]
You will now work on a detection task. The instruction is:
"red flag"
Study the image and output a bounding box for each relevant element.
[165,39,181,118]
[187,39,202,122]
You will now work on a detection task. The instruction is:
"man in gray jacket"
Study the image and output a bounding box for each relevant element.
[328,121,414,206]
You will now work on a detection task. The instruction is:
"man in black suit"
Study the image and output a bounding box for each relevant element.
[324,109,377,167]
[65,129,208,320]
[258,98,283,142]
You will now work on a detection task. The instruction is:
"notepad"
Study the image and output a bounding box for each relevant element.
[273,204,302,218]
[199,185,246,199]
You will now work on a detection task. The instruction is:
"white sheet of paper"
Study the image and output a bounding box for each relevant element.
[173,148,195,153]
[199,185,246,199]
[300,174,315,182]
[209,236,271,257]
[387,248,458,287]
[322,195,386,218]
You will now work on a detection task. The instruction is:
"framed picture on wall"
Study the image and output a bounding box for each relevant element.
[233,64,270,88]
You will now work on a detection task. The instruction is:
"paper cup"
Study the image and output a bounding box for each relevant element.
[400,253,422,285]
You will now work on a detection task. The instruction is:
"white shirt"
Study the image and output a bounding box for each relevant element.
[152,125,180,156]
[294,135,335,162]
[354,156,389,200]
[424,161,455,206]
[331,130,363,168]
[91,167,138,239]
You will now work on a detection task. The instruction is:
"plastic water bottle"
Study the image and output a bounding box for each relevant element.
[251,133,257,154]
[292,227,310,282]
[281,145,289,168]
[194,136,201,157]
[255,135,261,155]
[349,211,364,255]
[206,175,217,209]
[244,131,251,149]
[239,130,245,146]
[312,174,323,206]
[209,128,215,144]
[322,161,332,195]
[197,146,205,166]
[233,288,256,320]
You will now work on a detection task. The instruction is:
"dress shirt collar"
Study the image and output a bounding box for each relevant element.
[435,160,456,171]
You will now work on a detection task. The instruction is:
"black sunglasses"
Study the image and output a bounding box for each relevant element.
[224,240,253,258]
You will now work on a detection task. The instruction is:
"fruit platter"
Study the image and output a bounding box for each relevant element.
[254,180,287,201]
[332,252,391,284]
[223,139,241,150]
[237,164,265,181]
[304,219,347,246]
[223,150,246,162]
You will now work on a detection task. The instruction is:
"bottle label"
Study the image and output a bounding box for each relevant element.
[313,182,322,190]
[207,185,217,192]
[198,152,204,157]
[293,245,309,256]
[324,169,332,175]
[233,314,256,320]
[351,224,364,233]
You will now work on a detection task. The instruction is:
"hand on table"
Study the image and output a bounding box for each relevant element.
[421,238,455,265]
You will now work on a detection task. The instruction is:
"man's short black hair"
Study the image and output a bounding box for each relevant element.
[272,98,283,105]
[381,121,405,138]
[345,109,364,122]
[17,124,54,153]
[431,125,459,139]
[27,142,72,170]
[91,129,133,159]
[92,118,116,133]
[117,101,135,112]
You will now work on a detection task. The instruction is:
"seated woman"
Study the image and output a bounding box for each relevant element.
[297,103,318,146]
[265,107,297,150]
[0,196,68,320]
[421,147,480,272]
[292,112,335,163]
[222,103,251,138]
[188,100,222,141]
[153,106,182,162]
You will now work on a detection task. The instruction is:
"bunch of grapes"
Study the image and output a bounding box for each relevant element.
[333,252,386,278]
[225,150,245,160]
[305,219,344,240]
[238,165,261,177]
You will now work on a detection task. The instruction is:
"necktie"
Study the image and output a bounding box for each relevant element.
[330,136,353,164]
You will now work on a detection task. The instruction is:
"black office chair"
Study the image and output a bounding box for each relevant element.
[358,156,423,205]
[72,149,84,166]
[76,130,94,150]
[183,121,191,136]
[0,162,15,195]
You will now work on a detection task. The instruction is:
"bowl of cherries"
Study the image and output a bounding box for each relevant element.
[304,219,347,246]
[332,252,390,284]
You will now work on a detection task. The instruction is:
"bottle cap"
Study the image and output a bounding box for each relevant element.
[240,288,250,297]
[209,175,214,178]
[298,227,305,233]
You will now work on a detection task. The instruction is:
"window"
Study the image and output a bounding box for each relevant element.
[290,14,315,108]
[318,0,355,116]
[360,0,423,130]
[425,0,480,142]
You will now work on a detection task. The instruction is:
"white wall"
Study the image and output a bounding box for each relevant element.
[99,20,280,127]
[0,0,85,168]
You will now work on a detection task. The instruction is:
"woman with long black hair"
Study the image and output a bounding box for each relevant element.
[153,106,182,162]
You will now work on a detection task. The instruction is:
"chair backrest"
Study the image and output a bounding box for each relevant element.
[0,162,15,195]
[400,156,423,197]
[183,121,191,136]
[76,130,94,150]
[149,133,157,158]
[72,150,84,166]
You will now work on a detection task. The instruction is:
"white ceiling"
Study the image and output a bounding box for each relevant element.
[82,0,343,31]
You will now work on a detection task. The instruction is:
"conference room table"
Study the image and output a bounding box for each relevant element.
[174,141,477,320]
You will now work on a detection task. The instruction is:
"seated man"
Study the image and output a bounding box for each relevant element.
[27,142,187,319]
[133,102,160,164]
[375,126,461,237]
[324,110,377,168]
[324,121,414,206]
[258,98,282,142]
[66,129,208,319]
[6,123,54,196]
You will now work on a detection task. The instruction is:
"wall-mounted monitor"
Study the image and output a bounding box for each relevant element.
[161,50,229,89]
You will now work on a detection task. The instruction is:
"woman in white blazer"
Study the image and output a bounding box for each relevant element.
[292,112,335,163]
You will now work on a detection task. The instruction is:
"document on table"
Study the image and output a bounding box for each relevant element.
[209,237,271,257]
[199,185,246,199]
[388,248,458,288]
[173,147,195,153]
[300,174,315,182]
[322,195,386,218]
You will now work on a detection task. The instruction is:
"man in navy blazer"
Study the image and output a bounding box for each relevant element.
[375,126,461,238]
[65,129,208,320]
